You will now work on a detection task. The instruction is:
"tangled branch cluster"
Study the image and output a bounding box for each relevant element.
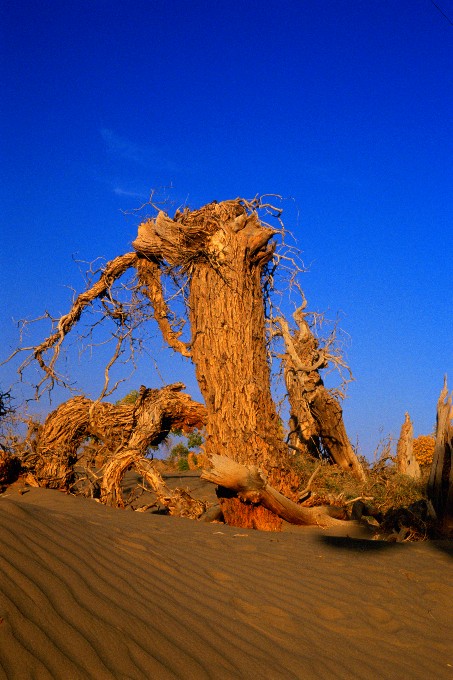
[4,195,352,415]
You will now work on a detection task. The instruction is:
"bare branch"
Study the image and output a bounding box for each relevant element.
[136,257,191,357]
[25,252,138,393]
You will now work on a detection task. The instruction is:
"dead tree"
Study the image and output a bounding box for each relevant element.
[132,201,312,528]
[14,198,362,528]
[132,202,297,490]
[396,412,421,479]
[428,379,453,534]
[26,383,207,514]
[276,306,366,482]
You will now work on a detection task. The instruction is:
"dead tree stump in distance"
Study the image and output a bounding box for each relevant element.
[428,379,453,534]
[396,412,421,479]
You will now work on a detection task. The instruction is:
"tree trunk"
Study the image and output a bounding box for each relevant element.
[133,201,300,526]
[278,311,366,482]
[133,201,299,497]
[188,222,287,477]
[396,412,421,479]
[428,379,453,534]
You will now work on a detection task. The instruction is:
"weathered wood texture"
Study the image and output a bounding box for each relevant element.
[32,252,139,384]
[219,496,284,531]
[279,309,366,482]
[428,380,453,534]
[135,257,191,357]
[134,201,300,500]
[396,412,421,479]
[27,384,206,514]
[0,449,21,489]
[102,456,206,517]
[202,454,349,529]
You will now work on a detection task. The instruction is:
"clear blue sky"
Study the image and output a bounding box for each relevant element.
[1,0,452,457]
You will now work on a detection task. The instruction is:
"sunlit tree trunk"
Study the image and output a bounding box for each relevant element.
[278,309,366,482]
[188,223,285,471]
[133,201,298,500]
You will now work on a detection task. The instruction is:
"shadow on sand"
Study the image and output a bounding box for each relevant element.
[318,533,453,558]
[318,534,405,552]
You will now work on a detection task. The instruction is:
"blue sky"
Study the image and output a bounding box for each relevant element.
[1,0,452,457]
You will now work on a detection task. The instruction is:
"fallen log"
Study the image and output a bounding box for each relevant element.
[201,454,350,528]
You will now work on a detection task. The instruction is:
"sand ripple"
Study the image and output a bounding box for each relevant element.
[1,488,452,679]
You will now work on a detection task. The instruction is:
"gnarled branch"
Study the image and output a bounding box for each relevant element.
[202,454,349,528]
[11,252,139,393]
[136,257,190,357]
[275,305,366,482]
[25,383,207,513]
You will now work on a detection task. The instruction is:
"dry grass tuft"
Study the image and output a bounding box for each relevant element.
[292,450,432,540]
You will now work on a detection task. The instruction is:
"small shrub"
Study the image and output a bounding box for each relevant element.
[170,442,189,459]
[115,390,139,406]
[187,431,204,450]
[167,442,189,470]
[177,457,190,472]
[187,451,200,470]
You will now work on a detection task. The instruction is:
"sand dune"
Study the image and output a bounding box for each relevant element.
[0,484,452,679]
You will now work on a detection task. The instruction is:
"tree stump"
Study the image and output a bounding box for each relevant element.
[428,379,453,534]
[396,412,421,479]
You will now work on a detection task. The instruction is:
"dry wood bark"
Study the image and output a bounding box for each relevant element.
[101,453,206,517]
[202,454,349,529]
[428,379,453,534]
[28,384,206,514]
[277,309,366,482]
[136,458,206,517]
[23,251,190,396]
[396,412,421,479]
[0,449,21,489]
[133,201,300,501]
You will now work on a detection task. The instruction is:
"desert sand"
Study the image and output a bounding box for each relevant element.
[1,474,452,680]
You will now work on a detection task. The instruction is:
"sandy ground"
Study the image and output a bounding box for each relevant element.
[1,474,452,680]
